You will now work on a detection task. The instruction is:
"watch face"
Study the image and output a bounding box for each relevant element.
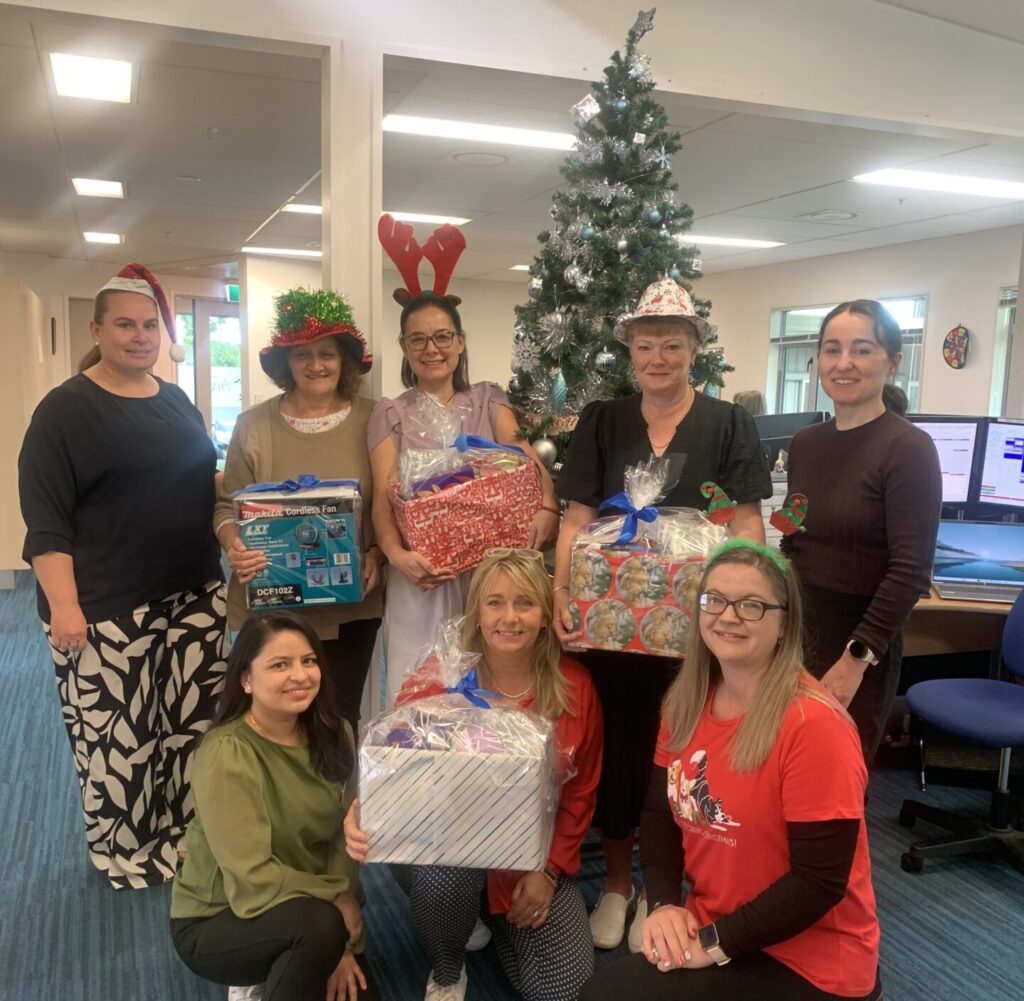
[698,924,718,952]
[848,640,870,660]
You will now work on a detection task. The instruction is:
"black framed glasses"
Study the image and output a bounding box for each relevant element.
[402,330,458,352]
[698,591,786,622]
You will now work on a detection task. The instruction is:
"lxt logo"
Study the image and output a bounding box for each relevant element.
[245,524,270,537]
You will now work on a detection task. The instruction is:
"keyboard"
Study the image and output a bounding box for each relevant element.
[933,581,1023,604]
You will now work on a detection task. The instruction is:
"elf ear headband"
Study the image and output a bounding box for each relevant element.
[378,213,467,307]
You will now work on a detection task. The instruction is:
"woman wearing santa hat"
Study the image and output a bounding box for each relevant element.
[552,278,772,953]
[18,263,228,890]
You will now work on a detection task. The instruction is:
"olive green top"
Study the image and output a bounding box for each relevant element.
[170,714,359,921]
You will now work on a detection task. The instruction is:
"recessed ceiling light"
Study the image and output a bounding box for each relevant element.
[802,209,856,222]
[281,203,322,214]
[176,175,202,183]
[385,211,471,226]
[83,231,123,244]
[452,152,509,167]
[72,178,125,199]
[853,168,1024,200]
[682,234,785,248]
[50,53,132,103]
[383,114,575,151]
[509,265,531,271]
[242,245,323,258]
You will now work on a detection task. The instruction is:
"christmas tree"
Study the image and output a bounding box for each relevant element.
[508,8,732,462]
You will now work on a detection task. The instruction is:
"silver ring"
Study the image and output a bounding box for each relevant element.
[651,946,660,963]
[532,909,541,917]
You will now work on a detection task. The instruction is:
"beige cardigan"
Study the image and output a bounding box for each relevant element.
[216,395,384,637]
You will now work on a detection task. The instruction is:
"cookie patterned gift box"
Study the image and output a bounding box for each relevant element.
[359,622,558,870]
[233,476,363,611]
[388,393,542,575]
[568,461,728,657]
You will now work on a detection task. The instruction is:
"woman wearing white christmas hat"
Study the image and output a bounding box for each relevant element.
[552,277,772,952]
[19,262,229,889]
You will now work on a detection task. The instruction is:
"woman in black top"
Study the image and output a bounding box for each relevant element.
[553,279,771,952]
[18,263,229,889]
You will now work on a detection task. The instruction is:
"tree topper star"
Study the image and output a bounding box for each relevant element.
[631,8,656,38]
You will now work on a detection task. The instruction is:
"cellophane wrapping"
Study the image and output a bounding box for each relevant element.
[389,395,541,574]
[359,620,558,870]
[568,459,726,657]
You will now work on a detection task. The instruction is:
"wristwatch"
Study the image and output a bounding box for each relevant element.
[845,637,879,666]
[698,923,731,966]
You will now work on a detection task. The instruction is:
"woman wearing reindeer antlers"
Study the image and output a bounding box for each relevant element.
[369,215,561,710]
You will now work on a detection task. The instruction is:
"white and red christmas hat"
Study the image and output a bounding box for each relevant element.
[97,263,185,362]
[614,277,716,345]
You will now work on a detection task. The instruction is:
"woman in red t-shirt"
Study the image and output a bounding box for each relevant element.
[582,539,881,1001]
[346,548,603,1001]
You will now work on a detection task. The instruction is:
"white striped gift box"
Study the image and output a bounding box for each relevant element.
[359,745,555,870]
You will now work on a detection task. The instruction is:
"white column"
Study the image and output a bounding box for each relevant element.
[1005,234,1024,419]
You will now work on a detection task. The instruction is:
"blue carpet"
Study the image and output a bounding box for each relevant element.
[1,569,1022,1001]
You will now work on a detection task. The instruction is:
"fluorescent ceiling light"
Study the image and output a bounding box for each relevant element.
[50,53,132,103]
[853,167,1024,200]
[242,245,323,258]
[684,234,784,248]
[83,231,122,244]
[383,114,575,151]
[72,177,125,198]
[281,203,322,214]
[385,211,471,226]
[509,265,531,271]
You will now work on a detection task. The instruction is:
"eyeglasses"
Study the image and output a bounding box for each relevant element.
[402,330,458,353]
[484,547,545,562]
[698,591,786,622]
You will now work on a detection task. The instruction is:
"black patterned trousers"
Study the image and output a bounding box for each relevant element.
[44,580,228,889]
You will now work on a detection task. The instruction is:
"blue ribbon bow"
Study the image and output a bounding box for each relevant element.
[598,491,659,545]
[453,434,526,456]
[234,475,361,496]
[446,669,500,709]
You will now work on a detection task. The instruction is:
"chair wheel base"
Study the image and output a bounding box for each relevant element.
[898,805,915,828]
[901,852,924,873]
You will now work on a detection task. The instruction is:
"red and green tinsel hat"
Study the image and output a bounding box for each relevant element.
[259,286,372,376]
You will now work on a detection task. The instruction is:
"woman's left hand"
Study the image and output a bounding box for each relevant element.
[820,652,868,709]
[326,950,368,1001]
[507,871,555,929]
[528,508,559,551]
[344,799,370,861]
[334,892,364,944]
[362,547,383,595]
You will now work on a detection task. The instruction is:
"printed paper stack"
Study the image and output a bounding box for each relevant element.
[234,479,363,610]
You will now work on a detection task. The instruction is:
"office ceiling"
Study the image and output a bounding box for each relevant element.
[1,4,1023,284]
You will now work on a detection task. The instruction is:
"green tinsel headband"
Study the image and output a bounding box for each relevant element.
[707,537,791,576]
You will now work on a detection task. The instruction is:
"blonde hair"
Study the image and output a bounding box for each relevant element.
[661,542,846,771]
[460,550,571,720]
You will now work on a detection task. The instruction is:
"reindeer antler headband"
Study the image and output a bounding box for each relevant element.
[378,213,467,308]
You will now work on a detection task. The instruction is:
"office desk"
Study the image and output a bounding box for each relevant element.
[904,589,1009,659]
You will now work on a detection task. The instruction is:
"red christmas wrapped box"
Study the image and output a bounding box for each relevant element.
[390,459,542,575]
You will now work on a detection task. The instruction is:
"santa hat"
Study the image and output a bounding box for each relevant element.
[614,278,716,345]
[97,263,185,363]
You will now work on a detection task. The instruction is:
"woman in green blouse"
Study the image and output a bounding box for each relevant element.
[171,611,378,1001]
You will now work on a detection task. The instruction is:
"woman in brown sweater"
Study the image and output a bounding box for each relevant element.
[217,288,385,733]
[782,299,942,765]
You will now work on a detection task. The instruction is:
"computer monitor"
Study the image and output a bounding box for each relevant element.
[752,411,830,467]
[907,415,982,506]
[973,418,1024,512]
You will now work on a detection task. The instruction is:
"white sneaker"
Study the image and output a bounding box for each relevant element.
[627,897,647,953]
[466,916,491,951]
[425,967,467,1001]
[227,988,263,1001]
[589,886,636,949]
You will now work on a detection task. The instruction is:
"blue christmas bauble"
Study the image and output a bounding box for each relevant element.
[646,208,663,225]
[613,96,629,113]
[669,266,682,281]
[580,224,596,242]
[551,370,568,412]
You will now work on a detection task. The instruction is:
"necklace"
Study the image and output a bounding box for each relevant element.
[645,387,694,450]
[246,710,270,738]
[493,681,535,700]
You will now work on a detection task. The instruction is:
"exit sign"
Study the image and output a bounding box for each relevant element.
[225,283,240,302]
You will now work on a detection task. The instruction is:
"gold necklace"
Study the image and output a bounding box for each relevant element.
[246,711,270,738]
[493,681,535,700]
[645,387,694,449]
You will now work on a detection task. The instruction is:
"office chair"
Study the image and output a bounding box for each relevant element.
[898,589,1024,874]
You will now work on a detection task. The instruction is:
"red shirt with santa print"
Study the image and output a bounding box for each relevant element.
[654,681,879,997]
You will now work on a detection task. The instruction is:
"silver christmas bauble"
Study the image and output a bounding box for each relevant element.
[508,372,523,393]
[594,348,616,372]
[528,276,543,299]
[564,264,582,284]
[616,237,629,254]
[533,437,558,468]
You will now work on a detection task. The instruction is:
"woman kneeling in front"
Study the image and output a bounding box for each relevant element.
[171,612,378,1001]
[582,540,881,1001]
[346,548,603,1001]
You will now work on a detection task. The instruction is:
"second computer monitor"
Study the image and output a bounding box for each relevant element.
[907,415,982,506]
[974,418,1024,513]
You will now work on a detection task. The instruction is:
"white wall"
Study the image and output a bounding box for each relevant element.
[695,226,1024,416]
